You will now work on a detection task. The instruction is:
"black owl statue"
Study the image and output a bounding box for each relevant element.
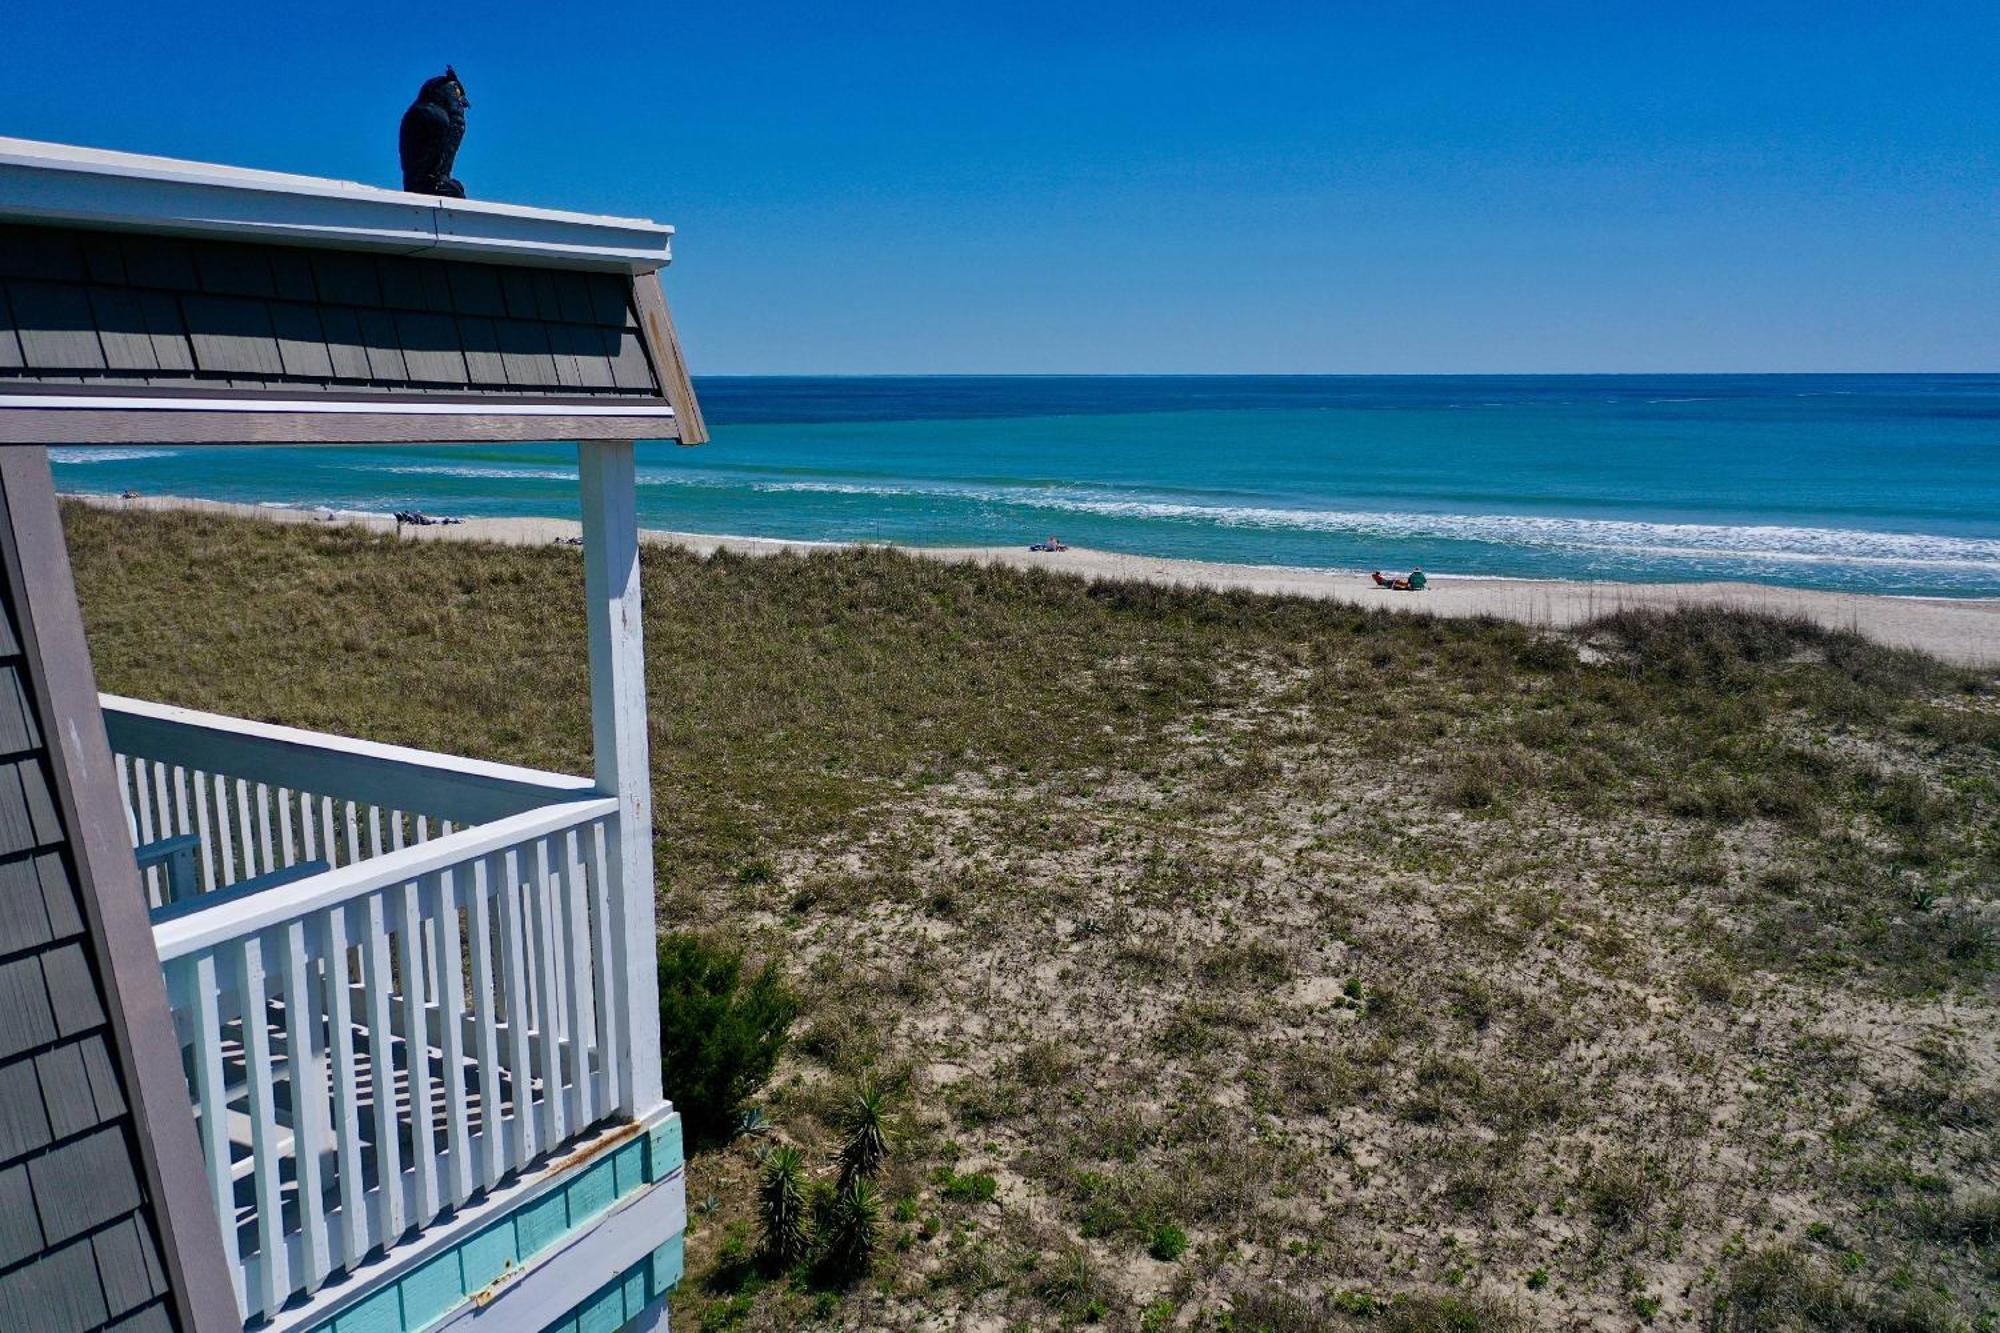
[399,66,470,197]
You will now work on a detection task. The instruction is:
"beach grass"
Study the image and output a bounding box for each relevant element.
[62,502,2000,1330]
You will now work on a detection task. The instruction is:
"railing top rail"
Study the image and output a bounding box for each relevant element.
[151,795,617,962]
[102,693,598,822]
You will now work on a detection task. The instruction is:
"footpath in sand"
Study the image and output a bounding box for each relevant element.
[76,494,2000,668]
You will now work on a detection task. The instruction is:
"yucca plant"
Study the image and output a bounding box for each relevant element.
[756,1144,811,1268]
[818,1174,880,1279]
[836,1084,893,1184]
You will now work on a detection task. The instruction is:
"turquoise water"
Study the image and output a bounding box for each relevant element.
[50,374,2000,597]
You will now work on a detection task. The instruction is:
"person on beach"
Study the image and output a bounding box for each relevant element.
[1371,568,1428,591]
[1030,535,1069,552]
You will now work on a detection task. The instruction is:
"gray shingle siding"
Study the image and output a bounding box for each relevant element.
[0,1233,111,1332]
[0,539,185,1331]
[0,220,663,401]
[31,1126,144,1245]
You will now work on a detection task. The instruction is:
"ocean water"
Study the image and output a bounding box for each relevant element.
[49,374,2000,597]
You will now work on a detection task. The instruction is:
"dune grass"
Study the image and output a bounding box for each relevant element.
[63,502,2000,1331]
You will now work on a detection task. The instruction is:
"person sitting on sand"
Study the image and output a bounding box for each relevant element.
[1030,535,1069,553]
[1370,568,1427,591]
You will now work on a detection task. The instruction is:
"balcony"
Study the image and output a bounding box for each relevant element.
[104,694,679,1330]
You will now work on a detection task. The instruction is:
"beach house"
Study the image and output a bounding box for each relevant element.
[0,138,705,1332]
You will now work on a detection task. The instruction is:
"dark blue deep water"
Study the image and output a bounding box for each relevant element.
[51,374,2000,596]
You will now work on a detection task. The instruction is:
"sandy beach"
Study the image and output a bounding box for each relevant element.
[73,493,2000,667]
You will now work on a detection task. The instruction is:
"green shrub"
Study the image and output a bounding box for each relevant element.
[942,1170,998,1203]
[818,1176,880,1280]
[657,933,799,1145]
[1148,1223,1189,1261]
[836,1085,894,1184]
[756,1144,811,1268]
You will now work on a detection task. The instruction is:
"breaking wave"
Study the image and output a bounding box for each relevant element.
[705,476,2000,573]
[50,448,182,464]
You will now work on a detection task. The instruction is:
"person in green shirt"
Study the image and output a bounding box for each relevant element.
[1372,568,1429,590]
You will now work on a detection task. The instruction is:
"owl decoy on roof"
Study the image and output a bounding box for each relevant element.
[400,66,471,197]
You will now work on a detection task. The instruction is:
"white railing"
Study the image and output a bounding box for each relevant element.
[156,797,629,1324]
[103,695,597,908]
[101,698,643,1325]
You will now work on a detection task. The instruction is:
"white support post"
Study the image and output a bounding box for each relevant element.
[578,440,665,1115]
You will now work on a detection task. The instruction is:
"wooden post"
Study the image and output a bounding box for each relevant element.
[578,440,664,1115]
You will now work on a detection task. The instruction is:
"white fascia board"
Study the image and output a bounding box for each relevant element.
[3,394,677,416]
[0,137,673,273]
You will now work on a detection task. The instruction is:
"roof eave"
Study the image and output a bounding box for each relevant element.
[0,137,674,274]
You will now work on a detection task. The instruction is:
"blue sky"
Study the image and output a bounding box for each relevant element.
[7,2,1996,373]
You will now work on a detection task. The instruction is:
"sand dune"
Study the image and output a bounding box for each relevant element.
[73,494,2000,667]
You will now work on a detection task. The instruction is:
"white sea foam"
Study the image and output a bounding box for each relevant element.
[350,461,2000,578]
[378,464,579,482]
[654,473,2000,573]
[49,448,181,464]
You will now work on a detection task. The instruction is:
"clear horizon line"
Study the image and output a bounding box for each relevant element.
[686,369,1998,379]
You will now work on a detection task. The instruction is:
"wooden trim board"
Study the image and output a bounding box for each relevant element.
[0,446,244,1332]
[0,407,684,444]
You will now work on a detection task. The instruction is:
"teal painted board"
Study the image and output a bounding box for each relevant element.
[398,1250,467,1330]
[612,1139,645,1199]
[456,1221,517,1295]
[547,1244,680,1333]
[515,1189,571,1258]
[646,1118,682,1183]
[647,1234,684,1302]
[570,1276,628,1333]
[300,1113,685,1333]
[619,1267,647,1321]
[330,1283,402,1333]
[565,1156,618,1229]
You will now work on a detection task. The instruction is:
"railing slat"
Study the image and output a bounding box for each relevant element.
[255,782,276,880]
[133,758,157,901]
[466,854,504,1191]
[495,846,536,1170]
[215,774,238,886]
[194,768,218,894]
[281,917,332,1292]
[237,935,289,1320]
[279,786,297,867]
[320,795,337,875]
[235,779,256,880]
[585,819,621,1116]
[323,905,370,1267]
[531,837,566,1152]
[398,879,440,1224]
[432,867,474,1207]
[562,827,597,1131]
[187,953,247,1318]
[361,895,405,1244]
[116,753,138,844]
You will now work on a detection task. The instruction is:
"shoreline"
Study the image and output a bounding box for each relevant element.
[68,492,2000,667]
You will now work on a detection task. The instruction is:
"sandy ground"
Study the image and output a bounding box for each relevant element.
[74,493,2000,667]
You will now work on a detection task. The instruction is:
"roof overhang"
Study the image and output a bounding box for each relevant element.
[0,138,704,446]
[0,138,673,273]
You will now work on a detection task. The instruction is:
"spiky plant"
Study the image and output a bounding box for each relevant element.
[836,1084,893,1183]
[819,1174,880,1279]
[756,1144,811,1268]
